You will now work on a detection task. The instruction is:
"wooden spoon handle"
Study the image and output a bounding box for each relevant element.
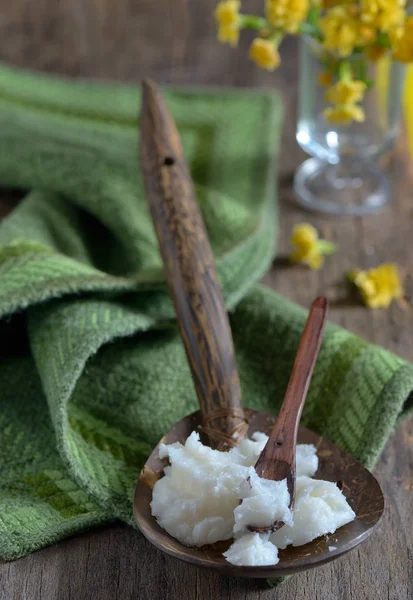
[139,79,247,449]
[255,297,328,480]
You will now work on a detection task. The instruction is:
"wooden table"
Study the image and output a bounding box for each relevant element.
[1,2,412,599]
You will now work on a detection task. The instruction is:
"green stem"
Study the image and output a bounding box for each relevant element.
[346,269,360,282]
[338,61,352,82]
[266,30,284,45]
[299,22,323,40]
[318,240,337,256]
[307,5,321,27]
[375,32,392,49]
[239,15,267,30]
[301,5,323,40]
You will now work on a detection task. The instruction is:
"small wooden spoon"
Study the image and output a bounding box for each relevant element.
[133,79,384,578]
[249,296,328,534]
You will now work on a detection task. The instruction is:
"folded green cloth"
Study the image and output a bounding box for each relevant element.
[0,65,412,563]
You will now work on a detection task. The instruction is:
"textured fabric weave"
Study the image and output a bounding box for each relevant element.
[0,64,412,562]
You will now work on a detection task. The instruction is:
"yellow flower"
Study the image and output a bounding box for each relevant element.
[393,16,413,63]
[319,6,361,57]
[360,0,406,35]
[215,0,241,47]
[323,104,366,124]
[215,0,239,26]
[266,0,309,33]
[325,79,367,105]
[359,25,376,43]
[349,263,403,308]
[290,223,336,270]
[218,25,240,46]
[249,38,281,71]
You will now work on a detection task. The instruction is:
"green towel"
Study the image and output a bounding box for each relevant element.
[0,64,412,563]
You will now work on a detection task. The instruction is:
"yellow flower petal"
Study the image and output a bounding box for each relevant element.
[351,263,403,308]
[290,223,334,270]
[249,38,280,71]
[306,250,324,270]
[323,104,366,124]
[354,271,377,298]
[215,1,240,47]
[325,80,367,106]
[319,6,361,57]
[218,24,240,46]
[359,25,376,43]
[360,0,405,35]
[393,16,413,63]
[291,223,319,246]
[215,0,240,26]
[266,0,308,33]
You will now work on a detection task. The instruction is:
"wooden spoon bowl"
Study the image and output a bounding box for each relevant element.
[134,408,384,578]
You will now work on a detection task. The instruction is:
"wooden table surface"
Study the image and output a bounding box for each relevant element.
[1,1,412,599]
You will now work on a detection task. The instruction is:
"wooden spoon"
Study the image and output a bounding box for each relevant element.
[138,78,248,451]
[249,296,328,534]
[133,79,384,578]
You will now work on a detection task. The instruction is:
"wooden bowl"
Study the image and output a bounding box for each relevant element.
[134,408,384,578]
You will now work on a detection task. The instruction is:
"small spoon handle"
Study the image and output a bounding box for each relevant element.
[139,79,247,449]
[255,297,328,483]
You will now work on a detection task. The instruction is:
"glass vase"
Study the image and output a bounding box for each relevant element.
[295,37,406,216]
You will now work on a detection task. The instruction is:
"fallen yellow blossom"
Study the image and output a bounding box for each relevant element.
[348,263,403,308]
[290,223,336,270]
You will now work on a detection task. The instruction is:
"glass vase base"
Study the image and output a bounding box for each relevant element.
[293,158,390,216]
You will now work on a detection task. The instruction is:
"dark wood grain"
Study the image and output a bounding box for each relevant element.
[0,1,412,599]
[134,409,384,578]
[252,297,328,531]
[139,79,247,449]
